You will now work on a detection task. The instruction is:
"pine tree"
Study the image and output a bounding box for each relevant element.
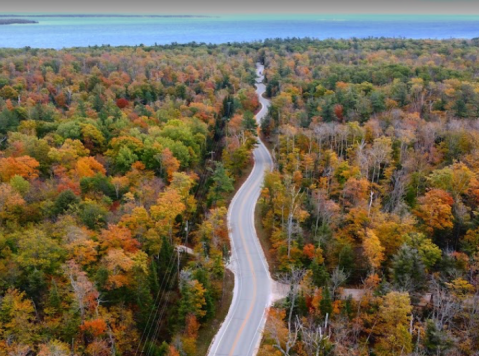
[208,163,234,206]
[391,244,427,295]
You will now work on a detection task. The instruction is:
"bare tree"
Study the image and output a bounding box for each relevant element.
[64,261,100,322]
[331,267,349,298]
[311,189,340,242]
[284,176,305,258]
[430,278,462,332]
[267,267,307,355]
[298,315,331,356]
[281,267,307,330]
[384,169,408,214]
[266,310,300,356]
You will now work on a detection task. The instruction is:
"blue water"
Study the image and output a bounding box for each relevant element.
[1,14,479,49]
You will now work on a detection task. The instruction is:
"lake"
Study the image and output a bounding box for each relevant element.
[1,14,479,49]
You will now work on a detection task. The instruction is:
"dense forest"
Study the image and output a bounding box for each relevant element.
[0,43,259,356]
[0,37,479,356]
[257,38,479,356]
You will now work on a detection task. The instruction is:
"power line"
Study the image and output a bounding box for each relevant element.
[144,253,181,356]
[134,249,177,356]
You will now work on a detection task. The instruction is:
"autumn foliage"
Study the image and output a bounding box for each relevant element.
[0,41,257,354]
[1,37,479,355]
[0,156,39,181]
[257,38,479,355]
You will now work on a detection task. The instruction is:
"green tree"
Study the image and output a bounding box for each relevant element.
[9,175,30,196]
[207,163,234,206]
[178,274,207,327]
[424,319,453,355]
[242,111,258,134]
[319,287,333,316]
[311,258,330,287]
[79,200,107,230]
[116,146,138,173]
[370,90,386,113]
[53,189,80,216]
[404,233,441,271]
[391,244,427,295]
[15,229,65,275]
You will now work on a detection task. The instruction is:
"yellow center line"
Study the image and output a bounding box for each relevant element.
[228,161,264,356]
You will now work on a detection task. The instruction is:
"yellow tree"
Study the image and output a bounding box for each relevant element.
[47,139,89,170]
[362,229,385,271]
[429,162,473,199]
[415,189,454,233]
[170,172,197,215]
[263,308,297,356]
[0,289,36,348]
[103,249,148,290]
[284,175,309,259]
[374,292,413,356]
[150,187,186,242]
[195,207,228,253]
[161,148,180,181]
[104,306,140,355]
[75,156,106,178]
[111,176,129,199]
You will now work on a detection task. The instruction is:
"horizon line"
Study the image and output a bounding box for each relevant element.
[2,12,479,16]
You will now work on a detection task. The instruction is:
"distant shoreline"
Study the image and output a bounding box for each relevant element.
[0,19,38,25]
[0,14,214,18]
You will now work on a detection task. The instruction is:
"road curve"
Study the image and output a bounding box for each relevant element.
[208,63,273,356]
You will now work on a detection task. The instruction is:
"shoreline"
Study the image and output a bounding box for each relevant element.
[0,14,214,18]
[0,19,38,25]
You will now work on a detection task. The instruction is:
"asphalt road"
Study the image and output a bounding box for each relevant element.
[208,63,273,356]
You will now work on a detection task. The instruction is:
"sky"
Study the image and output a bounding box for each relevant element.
[1,0,479,15]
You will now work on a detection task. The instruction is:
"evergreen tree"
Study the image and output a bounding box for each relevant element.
[242,111,258,134]
[311,258,330,287]
[320,287,333,316]
[208,163,234,205]
[391,244,427,295]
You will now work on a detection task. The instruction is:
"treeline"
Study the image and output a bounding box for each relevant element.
[0,44,259,355]
[257,38,479,355]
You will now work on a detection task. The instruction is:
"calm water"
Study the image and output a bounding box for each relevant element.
[1,14,479,49]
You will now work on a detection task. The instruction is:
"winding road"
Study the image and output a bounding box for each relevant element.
[208,63,273,356]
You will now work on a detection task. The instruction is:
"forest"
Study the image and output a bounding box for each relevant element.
[0,43,259,356]
[0,37,478,356]
[257,38,479,356]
